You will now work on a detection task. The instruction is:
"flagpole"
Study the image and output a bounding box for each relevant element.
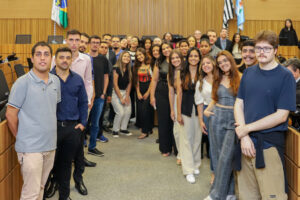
[54,21,56,37]
[53,21,58,44]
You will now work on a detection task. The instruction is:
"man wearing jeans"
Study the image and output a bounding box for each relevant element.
[88,36,109,156]
[6,41,61,200]
[234,30,296,200]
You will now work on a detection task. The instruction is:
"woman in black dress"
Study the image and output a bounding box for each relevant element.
[150,42,174,156]
[279,19,298,46]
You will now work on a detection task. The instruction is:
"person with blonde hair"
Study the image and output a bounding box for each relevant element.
[111,51,133,137]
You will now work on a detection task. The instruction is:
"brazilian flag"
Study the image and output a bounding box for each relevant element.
[51,0,68,29]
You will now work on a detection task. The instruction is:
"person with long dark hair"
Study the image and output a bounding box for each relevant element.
[177,47,202,184]
[279,19,298,46]
[144,38,152,58]
[134,48,153,139]
[187,35,197,48]
[163,32,176,49]
[168,49,185,165]
[195,55,216,184]
[150,42,174,156]
[231,33,242,64]
[203,51,240,200]
[111,51,132,137]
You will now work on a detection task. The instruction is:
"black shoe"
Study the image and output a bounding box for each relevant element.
[112,131,119,138]
[88,148,104,157]
[120,130,132,136]
[84,157,96,167]
[103,126,111,133]
[75,181,88,195]
[59,197,72,200]
[44,179,58,198]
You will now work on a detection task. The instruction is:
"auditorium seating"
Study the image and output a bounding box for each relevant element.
[14,64,25,78]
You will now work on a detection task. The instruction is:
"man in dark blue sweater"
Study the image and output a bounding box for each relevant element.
[234,30,295,200]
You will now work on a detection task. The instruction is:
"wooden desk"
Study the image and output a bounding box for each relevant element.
[278,46,300,59]
[0,120,22,200]
[286,127,300,200]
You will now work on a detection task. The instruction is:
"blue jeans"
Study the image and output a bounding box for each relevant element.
[209,106,236,199]
[203,104,213,171]
[89,97,105,150]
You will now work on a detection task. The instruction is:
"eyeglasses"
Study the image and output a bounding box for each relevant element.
[91,41,100,45]
[242,49,255,54]
[254,46,273,53]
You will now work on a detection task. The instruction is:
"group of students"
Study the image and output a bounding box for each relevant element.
[5,26,299,200]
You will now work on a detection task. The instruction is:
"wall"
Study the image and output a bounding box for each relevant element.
[0,0,299,44]
[0,0,224,43]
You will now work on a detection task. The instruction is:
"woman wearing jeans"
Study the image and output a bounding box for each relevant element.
[195,55,216,184]
[111,51,132,137]
[204,51,240,200]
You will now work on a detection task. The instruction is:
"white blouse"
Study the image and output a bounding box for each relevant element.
[195,79,212,106]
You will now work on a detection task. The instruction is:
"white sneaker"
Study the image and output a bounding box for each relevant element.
[204,196,213,200]
[194,169,200,175]
[226,195,237,200]
[186,174,196,184]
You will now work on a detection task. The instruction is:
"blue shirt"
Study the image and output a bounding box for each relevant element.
[237,64,296,147]
[50,67,88,126]
[8,70,61,153]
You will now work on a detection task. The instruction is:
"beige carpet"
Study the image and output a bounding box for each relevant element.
[49,125,211,200]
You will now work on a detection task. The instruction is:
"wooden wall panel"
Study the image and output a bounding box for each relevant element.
[0,0,299,45]
[0,0,224,44]
[243,0,300,21]
[0,0,52,19]
[228,20,300,41]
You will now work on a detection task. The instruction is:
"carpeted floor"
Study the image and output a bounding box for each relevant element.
[49,125,211,200]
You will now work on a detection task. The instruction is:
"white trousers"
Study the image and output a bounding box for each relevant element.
[173,94,181,159]
[111,89,132,132]
[180,107,202,175]
[17,150,55,200]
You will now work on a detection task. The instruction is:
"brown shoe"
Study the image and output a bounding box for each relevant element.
[162,153,170,157]
[137,133,148,139]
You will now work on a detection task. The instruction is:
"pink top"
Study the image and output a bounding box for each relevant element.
[51,52,93,104]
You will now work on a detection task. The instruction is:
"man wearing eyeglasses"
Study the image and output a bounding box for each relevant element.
[238,39,257,73]
[234,30,295,200]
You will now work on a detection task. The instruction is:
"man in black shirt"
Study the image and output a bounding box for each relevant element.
[99,41,115,133]
[88,36,109,156]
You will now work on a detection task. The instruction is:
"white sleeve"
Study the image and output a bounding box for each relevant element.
[194,81,204,105]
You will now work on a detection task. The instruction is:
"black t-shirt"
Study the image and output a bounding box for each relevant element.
[92,54,109,98]
[114,67,130,90]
